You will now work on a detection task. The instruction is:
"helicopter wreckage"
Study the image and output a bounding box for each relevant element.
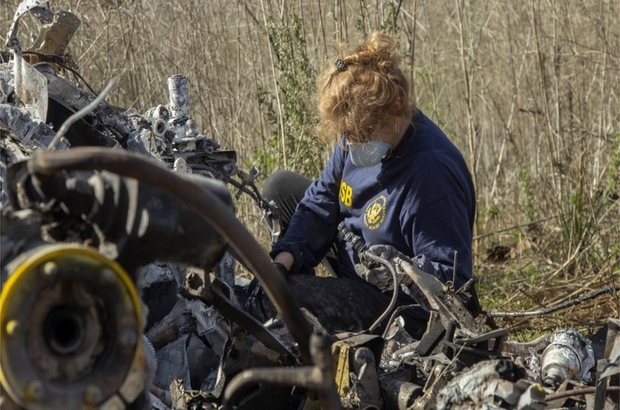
[1,2,618,409]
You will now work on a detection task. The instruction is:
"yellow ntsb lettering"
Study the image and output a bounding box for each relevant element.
[339,181,353,207]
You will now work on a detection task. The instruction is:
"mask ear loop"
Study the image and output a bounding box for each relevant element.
[383,124,397,160]
[375,130,393,160]
[383,145,393,160]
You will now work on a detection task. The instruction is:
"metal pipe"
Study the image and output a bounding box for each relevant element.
[222,333,341,410]
[167,75,190,119]
[27,147,314,363]
[151,118,167,137]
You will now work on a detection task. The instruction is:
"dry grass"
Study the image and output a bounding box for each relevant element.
[2,0,618,338]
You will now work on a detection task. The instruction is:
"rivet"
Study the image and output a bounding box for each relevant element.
[42,261,58,277]
[5,319,19,336]
[84,385,102,405]
[101,268,116,285]
[119,328,137,348]
[25,380,44,402]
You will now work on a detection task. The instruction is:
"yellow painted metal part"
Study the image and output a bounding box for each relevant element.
[0,243,143,408]
[332,340,351,396]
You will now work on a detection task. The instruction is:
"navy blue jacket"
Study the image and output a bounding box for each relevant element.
[271,110,476,290]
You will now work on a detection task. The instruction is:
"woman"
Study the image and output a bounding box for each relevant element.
[260,31,477,336]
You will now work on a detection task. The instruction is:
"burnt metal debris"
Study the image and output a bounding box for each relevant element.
[1,2,618,410]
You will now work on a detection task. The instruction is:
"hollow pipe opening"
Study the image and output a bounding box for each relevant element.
[44,306,85,355]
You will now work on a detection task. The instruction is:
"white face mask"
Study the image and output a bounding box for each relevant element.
[347,139,392,167]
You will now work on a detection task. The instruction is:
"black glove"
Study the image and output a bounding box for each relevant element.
[273,262,289,279]
[354,244,409,292]
[366,244,407,262]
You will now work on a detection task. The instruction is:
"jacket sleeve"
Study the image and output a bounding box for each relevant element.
[402,156,475,290]
[270,146,345,272]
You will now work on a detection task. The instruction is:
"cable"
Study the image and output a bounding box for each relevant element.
[21,50,97,94]
[381,304,420,339]
[336,222,401,334]
[487,285,620,318]
[544,386,619,402]
[363,252,400,333]
[47,76,120,150]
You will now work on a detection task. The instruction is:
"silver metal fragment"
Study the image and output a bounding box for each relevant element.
[540,328,595,387]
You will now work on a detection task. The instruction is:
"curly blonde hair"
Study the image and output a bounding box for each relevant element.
[316,31,413,143]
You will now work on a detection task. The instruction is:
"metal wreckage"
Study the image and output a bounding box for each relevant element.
[0,2,618,409]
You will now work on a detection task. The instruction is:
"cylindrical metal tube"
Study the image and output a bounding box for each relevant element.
[540,329,595,387]
[167,75,190,119]
[0,243,143,409]
[151,118,167,137]
[28,148,314,363]
[382,379,423,410]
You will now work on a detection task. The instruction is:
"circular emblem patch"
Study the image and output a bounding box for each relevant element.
[364,195,386,230]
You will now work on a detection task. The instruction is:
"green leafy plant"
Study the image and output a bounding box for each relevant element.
[256,12,324,178]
